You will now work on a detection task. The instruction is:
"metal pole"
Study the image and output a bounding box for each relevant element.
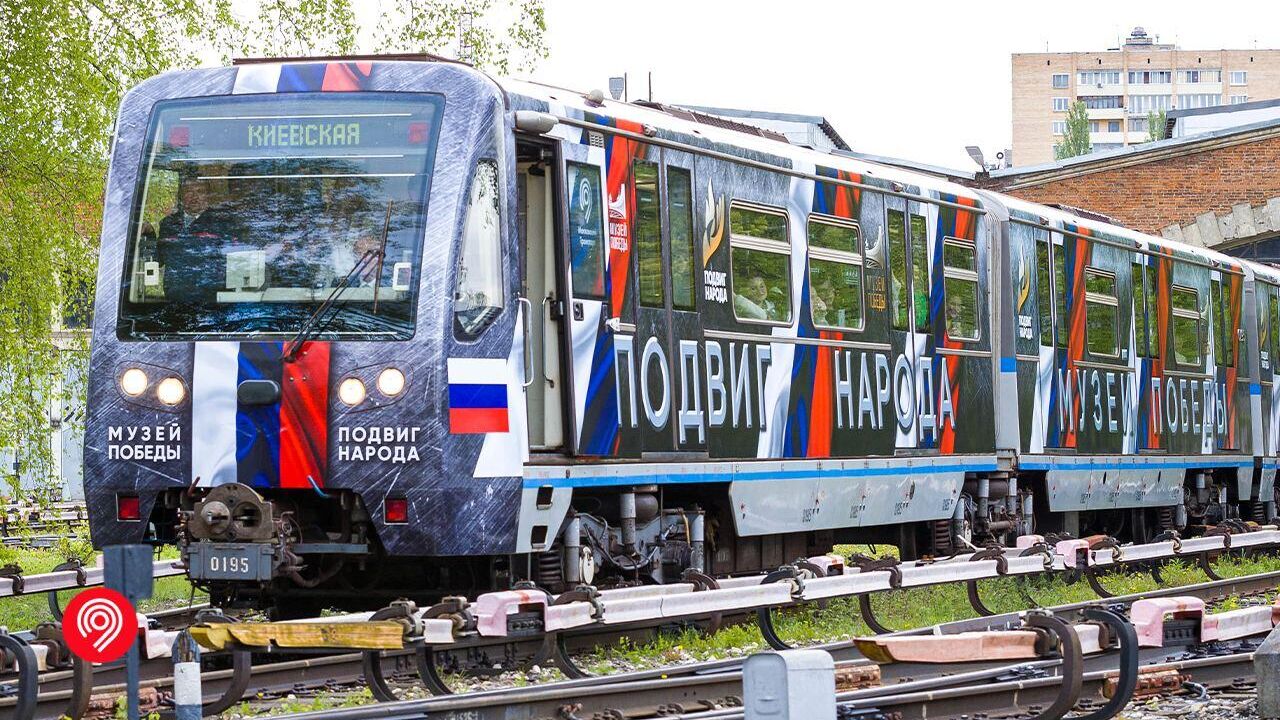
[126,642,140,720]
[173,630,203,720]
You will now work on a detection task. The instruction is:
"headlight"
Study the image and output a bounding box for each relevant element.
[156,377,186,405]
[338,377,367,406]
[120,368,148,396]
[377,367,406,397]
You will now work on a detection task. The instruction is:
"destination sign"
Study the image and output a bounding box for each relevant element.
[247,121,362,148]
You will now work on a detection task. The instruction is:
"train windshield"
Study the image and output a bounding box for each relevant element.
[117,91,444,341]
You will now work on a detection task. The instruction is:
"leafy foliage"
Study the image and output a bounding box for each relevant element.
[0,0,546,502]
[1054,100,1092,160]
[1147,108,1168,142]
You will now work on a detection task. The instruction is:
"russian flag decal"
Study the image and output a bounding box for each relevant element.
[447,358,510,434]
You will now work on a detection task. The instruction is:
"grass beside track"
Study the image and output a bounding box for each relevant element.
[0,540,204,631]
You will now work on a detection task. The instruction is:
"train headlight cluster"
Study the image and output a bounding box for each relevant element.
[120,368,149,396]
[338,377,367,406]
[377,367,406,397]
[156,377,186,406]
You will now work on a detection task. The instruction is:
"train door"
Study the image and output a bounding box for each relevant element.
[884,197,932,448]
[630,146,676,455]
[884,198,914,447]
[517,140,566,451]
[663,149,705,454]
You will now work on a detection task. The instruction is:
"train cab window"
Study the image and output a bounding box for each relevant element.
[1145,264,1160,358]
[808,215,864,331]
[566,162,606,300]
[117,91,444,341]
[1084,268,1118,357]
[1132,261,1148,358]
[1054,248,1068,348]
[909,214,930,328]
[1171,286,1201,366]
[730,203,791,324]
[942,238,979,342]
[668,167,697,311]
[1036,241,1053,345]
[887,209,908,331]
[454,160,504,339]
[1212,279,1225,366]
[634,160,663,307]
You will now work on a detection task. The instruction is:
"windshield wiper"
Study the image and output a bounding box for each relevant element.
[281,248,381,363]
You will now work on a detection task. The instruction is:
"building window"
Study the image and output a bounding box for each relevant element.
[1128,94,1173,115]
[807,215,864,331]
[1053,96,1070,112]
[1088,120,1101,133]
[1128,116,1149,132]
[943,238,979,342]
[1171,286,1201,366]
[1177,69,1221,84]
[1177,93,1222,110]
[1079,95,1124,110]
[1078,70,1121,85]
[1107,120,1121,132]
[1052,73,1069,88]
[1231,94,1250,105]
[1052,121,1067,135]
[1230,70,1248,85]
[730,203,791,324]
[1128,70,1172,84]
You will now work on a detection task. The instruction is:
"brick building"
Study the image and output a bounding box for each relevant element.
[979,115,1280,260]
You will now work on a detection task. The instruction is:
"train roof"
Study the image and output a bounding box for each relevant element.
[497,75,986,207]
[496,72,1267,278]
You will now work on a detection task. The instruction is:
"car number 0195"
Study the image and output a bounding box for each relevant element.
[209,554,251,575]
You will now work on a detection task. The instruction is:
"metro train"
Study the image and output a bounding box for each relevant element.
[83,56,1280,613]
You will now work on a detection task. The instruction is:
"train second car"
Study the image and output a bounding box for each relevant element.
[83,57,1278,613]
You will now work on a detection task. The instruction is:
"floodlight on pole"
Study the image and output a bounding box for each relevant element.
[608,76,626,101]
[965,145,986,170]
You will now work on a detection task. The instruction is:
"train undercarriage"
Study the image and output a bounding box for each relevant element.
[143,462,1280,617]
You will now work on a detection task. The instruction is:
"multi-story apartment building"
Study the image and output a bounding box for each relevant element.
[1012,27,1280,165]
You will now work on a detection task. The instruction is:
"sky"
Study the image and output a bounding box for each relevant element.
[519,0,1277,169]
[235,0,1279,170]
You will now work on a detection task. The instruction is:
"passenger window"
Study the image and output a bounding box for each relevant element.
[730,204,791,323]
[1171,286,1201,366]
[566,162,605,299]
[942,238,979,341]
[808,216,864,331]
[1036,240,1053,345]
[1054,248,1067,348]
[668,167,697,311]
[1145,264,1160,358]
[1084,268,1118,357]
[454,160,504,339]
[910,214,930,328]
[1264,292,1274,358]
[887,210,908,330]
[1132,262,1147,358]
[634,160,663,307]
[1212,279,1225,366]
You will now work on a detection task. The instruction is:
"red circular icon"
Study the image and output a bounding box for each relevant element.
[63,588,137,663]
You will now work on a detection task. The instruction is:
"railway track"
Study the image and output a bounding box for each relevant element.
[3,526,1279,720]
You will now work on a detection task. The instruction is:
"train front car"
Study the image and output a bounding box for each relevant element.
[84,60,519,610]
